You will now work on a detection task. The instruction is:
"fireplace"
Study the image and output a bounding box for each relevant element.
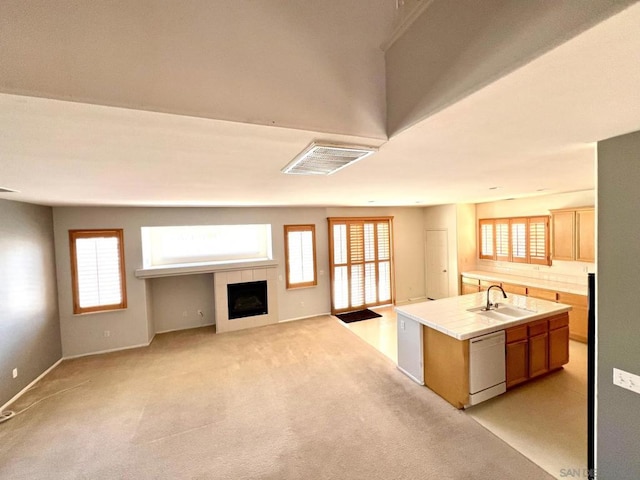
[227,280,268,319]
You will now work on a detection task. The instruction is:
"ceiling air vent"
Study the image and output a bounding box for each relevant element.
[281,143,377,175]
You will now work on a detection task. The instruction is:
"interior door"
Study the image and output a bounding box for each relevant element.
[425,229,449,300]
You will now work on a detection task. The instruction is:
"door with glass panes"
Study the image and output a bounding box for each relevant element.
[328,217,394,315]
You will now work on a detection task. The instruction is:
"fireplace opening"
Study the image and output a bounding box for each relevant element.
[227,280,268,319]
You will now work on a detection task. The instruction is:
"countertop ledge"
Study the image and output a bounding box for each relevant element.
[461,270,588,296]
[395,292,571,341]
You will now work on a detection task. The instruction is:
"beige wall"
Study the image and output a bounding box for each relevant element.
[54,205,425,357]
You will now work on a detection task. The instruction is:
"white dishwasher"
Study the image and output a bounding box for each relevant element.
[468,330,506,406]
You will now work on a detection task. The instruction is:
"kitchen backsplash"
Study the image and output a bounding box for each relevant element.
[474,259,594,286]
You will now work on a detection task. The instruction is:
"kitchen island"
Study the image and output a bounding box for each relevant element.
[395,291,571,409]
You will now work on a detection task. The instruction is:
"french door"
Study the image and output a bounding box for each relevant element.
[328,217,394,315]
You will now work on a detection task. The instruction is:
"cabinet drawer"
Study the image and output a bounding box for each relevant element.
[528,287,557,302]
[506,325,528,343]
[479,280,497,291]
[548,313,569,331]
[557,292,587,307]
[501,282,527,295]
[462,276,480,286]
[528,319,548,337]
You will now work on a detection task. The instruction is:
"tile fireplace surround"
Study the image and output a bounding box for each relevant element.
[214,265,279,333]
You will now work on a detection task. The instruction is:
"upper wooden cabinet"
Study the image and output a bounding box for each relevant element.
[550,207,595,262]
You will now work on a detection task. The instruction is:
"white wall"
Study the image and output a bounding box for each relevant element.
[423,204,459,297]
[474,190,596,285]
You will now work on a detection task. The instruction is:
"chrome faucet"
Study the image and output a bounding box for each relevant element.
[486,285,507,311]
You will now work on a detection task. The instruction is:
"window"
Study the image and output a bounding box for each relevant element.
[478,216,550,266]
[140,224,272,268]
[284,225,317,289]
[69,229,127,314]
[328,217,394,314]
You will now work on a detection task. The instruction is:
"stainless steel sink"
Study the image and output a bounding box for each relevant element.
[467,305,535,321]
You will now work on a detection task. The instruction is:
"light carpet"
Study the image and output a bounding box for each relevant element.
[0,315,553,479]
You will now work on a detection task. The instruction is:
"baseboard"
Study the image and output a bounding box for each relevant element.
[154,323,215,335]
[63,339,153,360]
[397,365,424,385]
[1,358,63,412]
[395,296,428,306]
[279,313,331,323]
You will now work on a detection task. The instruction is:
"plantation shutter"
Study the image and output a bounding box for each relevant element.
[529,217,549,265]
[479,220,494,259]
[284,225,317,288]
[495,219,510,261]
[328,217,394,314]
[510,219,528,263]
[70,230,127,314]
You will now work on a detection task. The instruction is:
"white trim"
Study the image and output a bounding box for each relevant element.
[395,296,428,306]
[396,365,425,386]
[279,313,331,323]
[154,323,215,335]
[1,358,63,412]
[135,259,278,279]
[63,340,152,360]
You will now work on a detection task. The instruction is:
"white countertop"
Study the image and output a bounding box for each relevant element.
[395,292,571,341]
[461,270,588,296]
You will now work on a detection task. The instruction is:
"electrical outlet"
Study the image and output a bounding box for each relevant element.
[613,368,640,395]
[400,319,405,331]
[103,330,110,337]
[12,368,18,379]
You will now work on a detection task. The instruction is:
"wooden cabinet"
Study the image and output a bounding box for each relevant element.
[479,280,496,291]
[527,286,557,302]
[505,313,569,389]
[461,276,480,294]
[501,282,527,295]
[576,208,595,262]
[506,325,528,388]
[528,319,549,378]
[551,207,594,262]
[557,292,588,343]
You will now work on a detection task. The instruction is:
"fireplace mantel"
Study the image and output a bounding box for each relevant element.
[135,259,278,279]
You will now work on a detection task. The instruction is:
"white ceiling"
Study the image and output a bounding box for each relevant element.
[1,1,640,207]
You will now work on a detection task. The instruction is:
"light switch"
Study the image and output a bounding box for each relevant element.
[613,368,640,395]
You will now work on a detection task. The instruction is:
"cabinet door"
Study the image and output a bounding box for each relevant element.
[506,340,528,388]
[528,333,549,378]
[462,284,480,295]
[557,292,588,343]
[549,325,569,370]
[552,210,575,261]
[576,208,595,262]
[527,287,557,302]
[501,282,527,296]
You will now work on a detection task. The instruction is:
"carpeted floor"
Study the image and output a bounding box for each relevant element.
[0,315,553,479]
